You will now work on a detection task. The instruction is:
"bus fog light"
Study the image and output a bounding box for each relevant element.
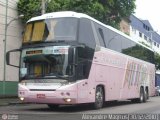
[61,92,64,96]
[20,97,24,101]
[64,98,71,102]
[19,91,25,95]
[66,92,70,96]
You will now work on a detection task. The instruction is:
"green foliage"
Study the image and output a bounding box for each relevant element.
[17,0,41,23]
[122,44,154,64]
[17,0,136,28]
[155,53,160,70]
[140,41,151,48]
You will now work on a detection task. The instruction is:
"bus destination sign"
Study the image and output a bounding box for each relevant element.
[26,50,42,55]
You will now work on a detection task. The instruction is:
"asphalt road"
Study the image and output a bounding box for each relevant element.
[0,97,160,120]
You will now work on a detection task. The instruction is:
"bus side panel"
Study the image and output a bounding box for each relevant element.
[77,65,97,104]
[93,49,155,101]
[95,64,124,100]
[93,50,128,101]
[149,68,156,96]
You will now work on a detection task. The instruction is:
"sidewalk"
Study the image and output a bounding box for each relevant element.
[0,97,22,106]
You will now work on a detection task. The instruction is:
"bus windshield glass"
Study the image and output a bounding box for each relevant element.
[20,47,73,80]
[23,18,78,43]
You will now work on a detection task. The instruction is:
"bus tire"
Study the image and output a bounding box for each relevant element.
[145,88,149,100]
[131,98,139,103]
[47,104,59,109]
[139,87,146,103]
[131,88,146,103]
[94,86,104,109]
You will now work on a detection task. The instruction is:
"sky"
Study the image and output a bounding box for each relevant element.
[134,0,160,33]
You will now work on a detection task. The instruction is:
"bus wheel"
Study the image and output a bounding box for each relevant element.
[47,104,59,109]
[94,86,104,109]
[131,88,146,103]
[139,88,146,103]
[145,88,149,100]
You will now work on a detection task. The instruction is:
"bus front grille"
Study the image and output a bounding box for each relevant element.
[29,89,56,91]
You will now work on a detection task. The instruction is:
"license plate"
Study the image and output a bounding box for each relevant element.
[37,94,45,98]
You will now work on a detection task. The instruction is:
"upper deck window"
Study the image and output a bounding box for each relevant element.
[32,21,45,42]
[23,18,78,44]
[23,23,33,43]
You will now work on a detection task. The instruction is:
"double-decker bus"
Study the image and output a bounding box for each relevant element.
[7,11,155,109]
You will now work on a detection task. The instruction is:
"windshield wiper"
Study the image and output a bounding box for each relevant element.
[22,73,43,79]
[44,40,66,43]
[44,73,69,80]
[22,73,70,80]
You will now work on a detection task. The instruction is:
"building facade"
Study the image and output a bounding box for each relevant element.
[0,0,23,96]
[120,14,160,54]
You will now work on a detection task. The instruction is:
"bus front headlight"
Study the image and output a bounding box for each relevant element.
[19,97,24,101]
[64,98,72,103]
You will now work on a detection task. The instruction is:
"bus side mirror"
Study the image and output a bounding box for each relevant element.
[6,49,21,68]
[68,47,74,65]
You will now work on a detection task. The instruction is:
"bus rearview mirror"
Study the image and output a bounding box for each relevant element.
[6,49,21,68]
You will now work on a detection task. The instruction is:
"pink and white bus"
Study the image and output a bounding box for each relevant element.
[7,11,155,109]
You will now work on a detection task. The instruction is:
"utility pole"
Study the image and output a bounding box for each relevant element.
[3,1,23,96]
[41,0,46,14]
[3,0,8,96]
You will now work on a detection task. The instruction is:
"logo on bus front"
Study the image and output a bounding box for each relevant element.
[53,46,69,54]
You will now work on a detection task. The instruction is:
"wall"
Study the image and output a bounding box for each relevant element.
[0,0,23,96]
[119,18,130,35]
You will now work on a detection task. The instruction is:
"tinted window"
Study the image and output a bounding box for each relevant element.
[93,22,155,64]
[75,47,94,80]
[78,18,96,49]
[94,23,106,47]
[121,37,132,51]
[122,40,154,63]
[23,18,78,44]
[77,47,86,79]
[78,18,96,79]
[104,28,122,52]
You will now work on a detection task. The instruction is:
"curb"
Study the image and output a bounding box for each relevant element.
[0,103,9,106]
[0,101,28,106]
[8,102,29,105]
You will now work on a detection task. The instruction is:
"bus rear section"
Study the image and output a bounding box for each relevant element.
[93,47,155,103]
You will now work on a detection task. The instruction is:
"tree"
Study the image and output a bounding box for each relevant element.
[155,53,160,70]
[17,0,41,23]
[17,0,136,28]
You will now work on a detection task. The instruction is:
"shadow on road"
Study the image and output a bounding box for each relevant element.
[25,100,147,113]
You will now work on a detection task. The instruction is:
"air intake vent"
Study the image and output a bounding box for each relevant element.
[30,89,56,91]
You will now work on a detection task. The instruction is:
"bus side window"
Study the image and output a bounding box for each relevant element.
[93,22,106,47]
[77,47,86,80]
[78,18,96,79]
[98,28,106,47]
[78,18,96,49]
[104,28,122,52]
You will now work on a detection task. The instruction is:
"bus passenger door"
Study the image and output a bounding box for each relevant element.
[76,61,89,103]
[76,47,89,103]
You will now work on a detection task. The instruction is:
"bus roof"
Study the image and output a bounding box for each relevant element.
[28,11,153,52]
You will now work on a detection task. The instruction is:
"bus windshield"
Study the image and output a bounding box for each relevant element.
[23,18,78,43]
[20,48,73,80]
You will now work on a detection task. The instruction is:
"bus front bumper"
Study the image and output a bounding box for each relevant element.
[19,90,77,104]
[18,85,78,105]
